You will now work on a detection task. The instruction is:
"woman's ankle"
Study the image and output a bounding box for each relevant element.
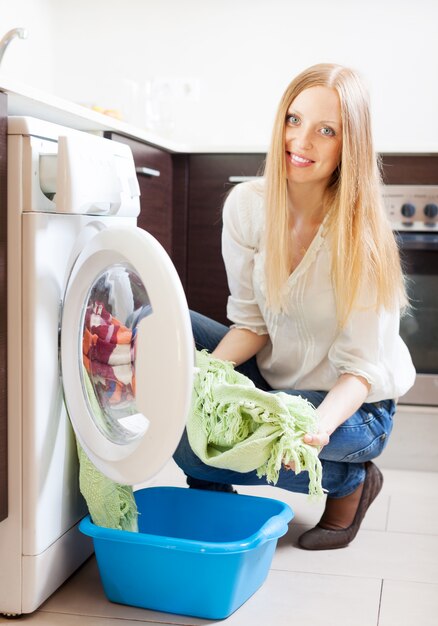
[319,481,365,530]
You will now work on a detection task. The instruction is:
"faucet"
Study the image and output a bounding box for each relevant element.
[0,27,28,66]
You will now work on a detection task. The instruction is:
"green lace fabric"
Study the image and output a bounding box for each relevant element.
[187,350,324,499]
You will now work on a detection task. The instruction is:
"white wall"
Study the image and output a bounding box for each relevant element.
[2,0,438,151]
[0,0,56,93]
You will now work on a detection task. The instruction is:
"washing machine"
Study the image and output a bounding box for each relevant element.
[0,116,194,616]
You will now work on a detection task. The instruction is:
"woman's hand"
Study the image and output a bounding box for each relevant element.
[303,430,330,449]
[283,373,370,471]
[283,428,330,471]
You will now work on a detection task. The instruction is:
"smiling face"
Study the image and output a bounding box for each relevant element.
[284,85,343,189]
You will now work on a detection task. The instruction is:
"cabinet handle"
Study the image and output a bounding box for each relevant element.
[136,166,161,178]
[228,175,261,183]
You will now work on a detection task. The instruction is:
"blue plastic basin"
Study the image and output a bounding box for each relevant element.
[79,486,293,619]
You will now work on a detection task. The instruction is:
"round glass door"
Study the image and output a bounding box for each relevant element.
[82,264,151,445]
[61,226,194,484]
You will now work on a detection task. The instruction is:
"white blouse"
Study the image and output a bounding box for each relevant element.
[221,179,415,402]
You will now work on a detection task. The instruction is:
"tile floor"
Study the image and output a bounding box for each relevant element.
[2,459,437,626]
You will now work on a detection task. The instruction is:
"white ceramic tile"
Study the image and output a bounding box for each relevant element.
[40,558,205,625]
[379,467,438,497]
[0,612,168,625]
[387,493,438,535]
[8,569,382,626]
[222,569,381,626]
[273,524,438,584]
[379,579,438,626]
[378,406,438,472]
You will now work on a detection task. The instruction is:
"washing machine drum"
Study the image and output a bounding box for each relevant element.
[61,226,194,485]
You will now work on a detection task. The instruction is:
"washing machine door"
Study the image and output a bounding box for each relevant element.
[61,226,194,485]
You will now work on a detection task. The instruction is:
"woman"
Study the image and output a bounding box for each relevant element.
[173,63,415,550]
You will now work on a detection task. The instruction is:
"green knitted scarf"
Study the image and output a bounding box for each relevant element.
[76,350,324,532]
[187,350,324,499]
[75,368,139,532]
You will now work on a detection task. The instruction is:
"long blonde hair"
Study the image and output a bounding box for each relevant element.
[264,63,407,326]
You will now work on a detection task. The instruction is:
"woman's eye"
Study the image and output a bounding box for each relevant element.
[287,114,300,125]
[321,126,335,136]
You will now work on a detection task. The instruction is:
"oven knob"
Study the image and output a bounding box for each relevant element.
[401,203,416,218]
[424,203,438,219]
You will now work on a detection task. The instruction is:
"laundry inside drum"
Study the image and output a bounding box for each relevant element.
[81,264,153,444]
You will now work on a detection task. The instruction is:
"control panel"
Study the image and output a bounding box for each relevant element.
[382,185,438,231]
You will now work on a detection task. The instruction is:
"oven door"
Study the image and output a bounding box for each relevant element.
[397,231,438,405]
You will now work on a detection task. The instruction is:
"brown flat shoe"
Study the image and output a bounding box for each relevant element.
[298,461,383,550]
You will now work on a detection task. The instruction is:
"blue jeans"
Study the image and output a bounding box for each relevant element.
[173,311,396,498]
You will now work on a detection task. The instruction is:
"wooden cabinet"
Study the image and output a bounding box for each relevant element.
[0,91,7,522]
[104,133,189,287]
[185,153,438,327]
[186,154,265,326]
[104,133,173,252]
[381,155,438,184]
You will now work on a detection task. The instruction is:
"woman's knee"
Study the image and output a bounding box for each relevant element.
[320,404,394,463]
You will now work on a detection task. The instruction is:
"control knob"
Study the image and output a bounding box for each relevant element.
[424,203,438,219]
[401,203,416,218]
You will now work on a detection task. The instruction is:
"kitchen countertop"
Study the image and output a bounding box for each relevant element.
[0,77,267,154]
[1,78,437,156]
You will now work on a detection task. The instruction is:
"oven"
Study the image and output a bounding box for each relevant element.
[382,184,438,406]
